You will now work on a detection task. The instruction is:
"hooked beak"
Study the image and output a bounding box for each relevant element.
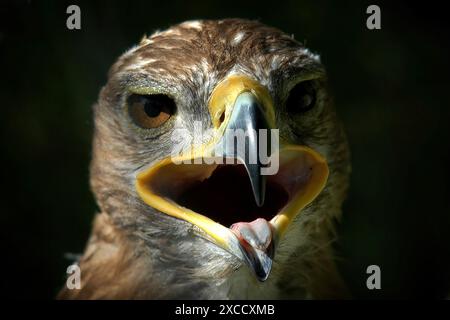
[216,90,272,207]
[135,75,329,281]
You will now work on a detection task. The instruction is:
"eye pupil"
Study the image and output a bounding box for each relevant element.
[301,94,313,108]
[286,81,317,114]
[144,99,162,117]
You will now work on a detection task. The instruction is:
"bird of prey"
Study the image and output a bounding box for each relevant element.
[58,19,351,299]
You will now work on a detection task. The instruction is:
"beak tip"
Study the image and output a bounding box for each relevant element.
[254,191,265,207]
[248,167,266,207]
[250,247,273,282]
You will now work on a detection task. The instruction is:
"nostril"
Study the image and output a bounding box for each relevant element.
[219,111,225,125]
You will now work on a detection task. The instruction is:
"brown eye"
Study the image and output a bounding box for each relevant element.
[128,94,176,129]
[286,80,316,114]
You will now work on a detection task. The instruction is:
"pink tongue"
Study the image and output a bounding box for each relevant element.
[230,218,275,281]
[230,218,274,252]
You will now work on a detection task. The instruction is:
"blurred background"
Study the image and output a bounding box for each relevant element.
[1,0,449,299]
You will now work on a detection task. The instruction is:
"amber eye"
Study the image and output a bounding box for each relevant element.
[127,94,176,129]
[286,80,317,114]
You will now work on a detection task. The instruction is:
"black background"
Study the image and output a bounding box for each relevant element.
[1,0,449,299]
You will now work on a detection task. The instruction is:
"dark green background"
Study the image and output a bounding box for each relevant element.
[1,0,449,299]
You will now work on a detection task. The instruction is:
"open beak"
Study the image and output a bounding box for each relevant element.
[136,75,329,281]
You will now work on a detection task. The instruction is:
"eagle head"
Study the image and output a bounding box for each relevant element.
[61,19,350,299]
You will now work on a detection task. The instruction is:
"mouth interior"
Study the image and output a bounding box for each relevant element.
[140,150,320,229]
[176,164,289,227]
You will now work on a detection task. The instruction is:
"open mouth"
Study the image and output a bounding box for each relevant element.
[136,146,328,280]
[164,164,289,227]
